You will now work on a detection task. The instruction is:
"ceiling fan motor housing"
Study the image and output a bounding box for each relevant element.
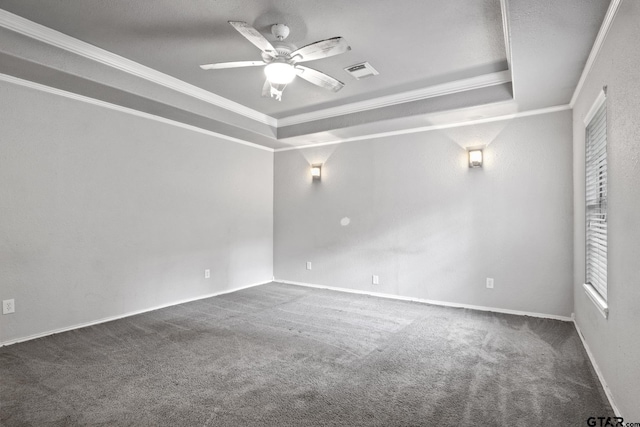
[261,44,295,63]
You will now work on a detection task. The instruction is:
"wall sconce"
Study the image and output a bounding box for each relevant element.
[311,164,322,180]
[468,149,483,168]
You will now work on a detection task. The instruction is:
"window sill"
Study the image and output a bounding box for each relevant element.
[583,283,608,319]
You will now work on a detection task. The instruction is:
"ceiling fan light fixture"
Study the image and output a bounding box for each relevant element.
[265,62,296,85]
[201,21,349,99]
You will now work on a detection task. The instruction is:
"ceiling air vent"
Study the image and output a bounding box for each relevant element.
[344,62,379,80]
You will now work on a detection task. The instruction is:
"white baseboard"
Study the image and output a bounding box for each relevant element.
[573,321,621,417]
[276,279,573,322]
[0,280,270,347]
[278,280,623,413]
[4,278,620,418]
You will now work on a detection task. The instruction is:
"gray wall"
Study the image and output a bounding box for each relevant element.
[572,0,640,419]
[0,81,274,344]
[274,110,574,317]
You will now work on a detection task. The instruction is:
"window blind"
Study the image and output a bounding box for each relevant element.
[585,100,607,300]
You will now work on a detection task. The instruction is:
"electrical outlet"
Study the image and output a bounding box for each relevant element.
[204,269,210,279]
[372,275,379,285]
[3,299,15,315]
[486,278,494,289]
[306,262,312,270]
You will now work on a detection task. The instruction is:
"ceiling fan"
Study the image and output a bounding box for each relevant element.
[200,21,351,101]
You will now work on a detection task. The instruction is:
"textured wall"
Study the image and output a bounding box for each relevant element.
[274,110,573,317]
[572,0,640,419]
[0,81,273,344]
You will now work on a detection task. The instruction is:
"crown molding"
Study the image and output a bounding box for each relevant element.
[0,69,569,155]
[275,104,571,152]
[583,89,606,126]
[0,73,274,152]
[499,0,514,98]
[500,0,512,71]
[0,9,515,134]
[277,70,512,127]
[569,0,622,107]
[0,9,277,127]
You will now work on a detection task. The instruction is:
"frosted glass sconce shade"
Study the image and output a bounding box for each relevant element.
[311,164,322,180]
[468,149,483,168]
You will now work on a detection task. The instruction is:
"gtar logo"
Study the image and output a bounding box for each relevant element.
[587,417,624,427]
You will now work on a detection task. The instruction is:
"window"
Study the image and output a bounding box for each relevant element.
[583,90,608,318]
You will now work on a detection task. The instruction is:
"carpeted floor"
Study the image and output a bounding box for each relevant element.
[1,282,613,426]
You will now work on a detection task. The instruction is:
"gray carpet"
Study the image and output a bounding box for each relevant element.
[1,282,612,426]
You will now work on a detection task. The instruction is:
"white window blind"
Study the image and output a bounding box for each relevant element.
[585,98,607,301]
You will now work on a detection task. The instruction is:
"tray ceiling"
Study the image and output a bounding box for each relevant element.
[0,0,611,148]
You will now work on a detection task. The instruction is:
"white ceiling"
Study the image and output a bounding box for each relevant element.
[0,0,611,148]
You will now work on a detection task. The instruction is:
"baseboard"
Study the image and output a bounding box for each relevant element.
[573,320,622,417]
[0,280,271,347]
[4,278,619,418]
[276,279,573,322]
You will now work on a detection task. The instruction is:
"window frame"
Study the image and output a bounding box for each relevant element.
[582,89,608,319]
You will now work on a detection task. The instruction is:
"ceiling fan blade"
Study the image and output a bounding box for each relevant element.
[290,37,351,63]
[228,21,276,56]
[200,61,264,70]
[295,66,345,92]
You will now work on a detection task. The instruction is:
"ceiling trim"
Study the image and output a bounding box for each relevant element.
[0,9,278,127]
[274,104,571,152]
[499,0,514,93]
[0,8,516,132]
[277,70,512,127]
[0,72,275,152]
[583,89,607,126]
[569,0,622,107]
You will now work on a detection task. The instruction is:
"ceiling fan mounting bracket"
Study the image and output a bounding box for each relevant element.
[271,24,290,41]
